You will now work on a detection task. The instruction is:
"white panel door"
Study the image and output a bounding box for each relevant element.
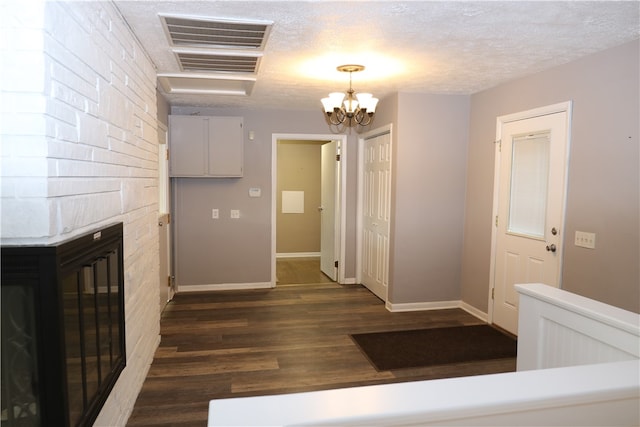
[361,132,391,301]
[320,141,338,280]
[492,107,571,335]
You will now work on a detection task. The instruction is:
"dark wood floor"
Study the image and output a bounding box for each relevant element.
[127,260,515,427]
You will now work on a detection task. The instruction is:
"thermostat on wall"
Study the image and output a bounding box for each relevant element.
[249,187,261,198]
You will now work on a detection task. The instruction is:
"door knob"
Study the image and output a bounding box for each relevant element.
[546,244,556,252]
[318,206,324,212]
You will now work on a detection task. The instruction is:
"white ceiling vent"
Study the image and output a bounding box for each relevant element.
[175,51,260,73]
[161,15,272,50]
[157,15,271,96]
[157,73,256,97]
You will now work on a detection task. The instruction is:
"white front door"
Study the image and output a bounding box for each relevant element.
[320,140,339,280]
[491,103,572,335]
[360,131,392,301]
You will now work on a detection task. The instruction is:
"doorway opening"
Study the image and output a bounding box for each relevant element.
[272,133,348,286]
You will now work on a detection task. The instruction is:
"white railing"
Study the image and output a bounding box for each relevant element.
[208,284,640,427]
[516,283,639,370]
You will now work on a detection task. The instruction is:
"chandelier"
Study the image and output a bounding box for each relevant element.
[321,64,379,127]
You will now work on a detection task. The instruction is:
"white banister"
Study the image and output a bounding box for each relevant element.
[208,361,639,426]
[516,283,640,371]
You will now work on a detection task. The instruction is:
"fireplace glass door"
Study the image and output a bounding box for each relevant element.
[1,223,125,427]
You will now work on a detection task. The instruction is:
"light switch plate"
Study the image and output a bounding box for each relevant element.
[575,231,596,249]
[230,209,240,219]
[212,209,219,219]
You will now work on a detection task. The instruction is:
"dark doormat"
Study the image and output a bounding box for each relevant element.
[350,325,517,371]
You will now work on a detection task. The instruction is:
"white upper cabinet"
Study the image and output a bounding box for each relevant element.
[169,115,243,177]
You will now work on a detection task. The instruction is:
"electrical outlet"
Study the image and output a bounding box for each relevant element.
[212,209,219,219]
[575,231,596,249]
[230,209,240,219]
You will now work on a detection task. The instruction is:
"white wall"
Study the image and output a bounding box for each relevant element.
[1,1,161,424]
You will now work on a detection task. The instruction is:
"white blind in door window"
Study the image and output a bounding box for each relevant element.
[508,132,550,238]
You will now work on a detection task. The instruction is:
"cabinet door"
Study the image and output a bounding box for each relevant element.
[208,117,243,177]
[169,116,207,177]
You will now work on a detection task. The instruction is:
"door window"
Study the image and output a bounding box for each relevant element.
[508,132,550,239]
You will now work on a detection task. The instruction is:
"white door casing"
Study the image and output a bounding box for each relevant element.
[320,140,339,280]
[158,212,172,310]
[158,123,174,311]
[490,102,572,335]
[358,128,392,301]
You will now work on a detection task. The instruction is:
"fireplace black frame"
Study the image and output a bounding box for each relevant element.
[1,223,126,427]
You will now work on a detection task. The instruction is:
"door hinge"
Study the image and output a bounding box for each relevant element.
[166,148,169,160]
[494,139,501,152]
[167,213,171,224]
[336,154,341,161]
[491,288,495,300]
[495,215,499,227]
[334,260,339,268]
[167,276,172,288]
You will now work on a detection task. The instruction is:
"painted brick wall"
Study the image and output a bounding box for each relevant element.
[1,1,160,425]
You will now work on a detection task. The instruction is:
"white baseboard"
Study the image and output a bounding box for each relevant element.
[386,300,462,312]
[460,301,488,322]
[341,277,357,285]
[177,282,274,292]
[386,299,488,322]
[276,252,321,258]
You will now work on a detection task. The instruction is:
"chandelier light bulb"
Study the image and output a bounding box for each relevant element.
[321,97,334,113]
[329,92,345,106]
[344,96,358,114]
[355,93,379,113]
[366,97,379,113]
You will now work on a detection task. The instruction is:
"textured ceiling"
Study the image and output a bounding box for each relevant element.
[115,1,639,111]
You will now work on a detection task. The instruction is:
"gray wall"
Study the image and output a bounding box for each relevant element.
[170,40,638,314]
[461,39,639,313]
[171,107,359,285]
[173,93,470,301]
[387,93,470,304]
